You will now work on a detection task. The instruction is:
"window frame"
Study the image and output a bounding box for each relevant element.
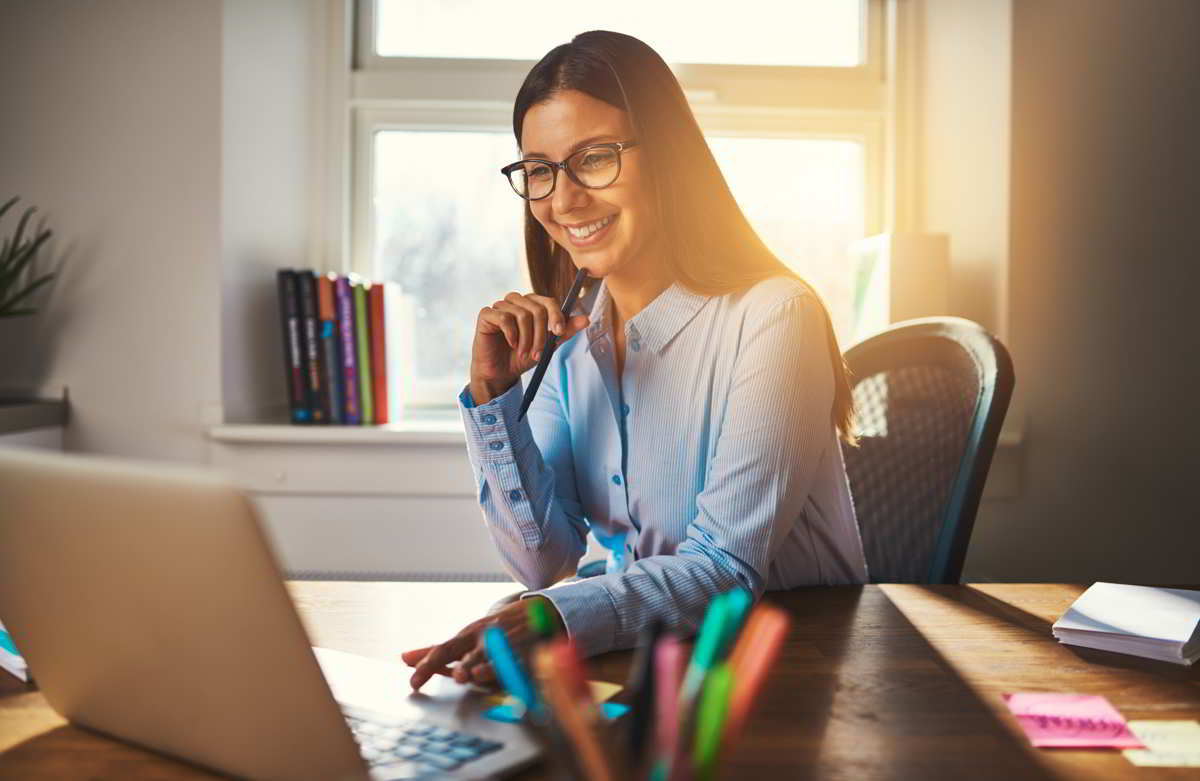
[334,0,898,412]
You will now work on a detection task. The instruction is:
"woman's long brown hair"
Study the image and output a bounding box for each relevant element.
[511,30,856,444]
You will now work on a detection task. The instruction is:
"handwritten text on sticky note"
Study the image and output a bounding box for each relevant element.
[1003,693,1145,748]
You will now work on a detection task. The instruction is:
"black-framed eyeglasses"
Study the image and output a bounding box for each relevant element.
[500,141,639,201]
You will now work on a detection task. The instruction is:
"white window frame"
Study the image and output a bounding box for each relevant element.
[317,0,909,411]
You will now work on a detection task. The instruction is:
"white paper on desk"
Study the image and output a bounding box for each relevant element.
[1052,583,1200,663]
[1124,721,1200,767]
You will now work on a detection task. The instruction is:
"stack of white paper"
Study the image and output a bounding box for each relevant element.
[0,618,29,682]
[1052,583,1200,665]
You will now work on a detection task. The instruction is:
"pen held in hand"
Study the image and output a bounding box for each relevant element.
[517,267,590,422]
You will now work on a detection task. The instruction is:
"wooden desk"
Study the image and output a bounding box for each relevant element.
[1,583,1197,779]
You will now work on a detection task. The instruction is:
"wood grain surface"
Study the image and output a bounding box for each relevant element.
[1,582,1197,779]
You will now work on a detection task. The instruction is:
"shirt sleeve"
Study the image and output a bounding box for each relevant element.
[527,292,838,657]
[458,361,589,589]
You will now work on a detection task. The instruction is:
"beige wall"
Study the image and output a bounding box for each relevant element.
[964,0,1200,581]
[0,0,223,462]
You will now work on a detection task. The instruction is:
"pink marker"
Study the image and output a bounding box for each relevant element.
[655,635,686,763]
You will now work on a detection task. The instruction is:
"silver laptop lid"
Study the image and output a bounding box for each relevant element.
[0,449,368,781]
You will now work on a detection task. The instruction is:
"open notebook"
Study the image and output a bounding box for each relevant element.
[1052,583,1200,665]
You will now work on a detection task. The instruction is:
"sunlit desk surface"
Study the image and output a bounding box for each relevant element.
[1,583,1198,780]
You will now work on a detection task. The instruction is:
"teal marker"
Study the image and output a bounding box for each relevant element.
[679,592,731,709]
[717,587,753,657]
[483,626,539,715]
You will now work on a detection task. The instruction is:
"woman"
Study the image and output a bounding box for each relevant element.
[403,30,867,691]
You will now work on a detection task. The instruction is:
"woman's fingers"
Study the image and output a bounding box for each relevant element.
[454,645,489,684]
[494,300,535,363]
[529,294,567,337]
[479,306,518,349]
[410,632,477,690]
[506,293,549,361]
[401,646,454,678]
[564,313,590,338]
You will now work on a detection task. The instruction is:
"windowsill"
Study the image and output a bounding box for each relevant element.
[208,411,465,446]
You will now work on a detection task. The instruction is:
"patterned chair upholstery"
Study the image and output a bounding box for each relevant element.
[841,317,1014,584]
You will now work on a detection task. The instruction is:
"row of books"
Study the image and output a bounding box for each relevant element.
[276,269,406,425]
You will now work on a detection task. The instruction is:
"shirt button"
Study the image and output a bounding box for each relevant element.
[481,413,497,425]
[621,403,630,416]
[630,340,641,352]
[612,474,622,486]
[488,441,504,451]
[508,489,522,501]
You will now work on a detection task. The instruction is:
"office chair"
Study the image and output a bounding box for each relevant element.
[841,317,1014,584]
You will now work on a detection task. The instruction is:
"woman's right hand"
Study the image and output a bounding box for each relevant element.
[469,291,590,405]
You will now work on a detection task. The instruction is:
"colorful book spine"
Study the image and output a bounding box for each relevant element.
[335,275,361,424]
[276,269,310,423]
[297,270,326,423]
[353,281,374,424]
[381,281,409,424]
[317,273,343,424]
[368,283,388,424]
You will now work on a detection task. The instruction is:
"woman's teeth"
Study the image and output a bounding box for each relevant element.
[566,214,615,238]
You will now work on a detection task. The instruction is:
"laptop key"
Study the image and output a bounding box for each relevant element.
[447,746,481,761]
[374,760,435,780]
[416,754,461,771]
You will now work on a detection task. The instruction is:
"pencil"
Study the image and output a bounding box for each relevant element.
[517,267,589,421]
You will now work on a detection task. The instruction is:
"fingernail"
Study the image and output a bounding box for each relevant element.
[533,350,542,361]
[553,323,564,335]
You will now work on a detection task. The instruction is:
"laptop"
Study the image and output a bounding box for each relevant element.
[0,448,540,780]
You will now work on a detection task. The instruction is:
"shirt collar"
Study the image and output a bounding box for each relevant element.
[585,277,711,355]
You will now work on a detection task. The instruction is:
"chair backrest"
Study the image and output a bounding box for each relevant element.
[841,317,1014,584]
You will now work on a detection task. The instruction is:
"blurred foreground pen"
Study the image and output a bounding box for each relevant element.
[517,266,590,421]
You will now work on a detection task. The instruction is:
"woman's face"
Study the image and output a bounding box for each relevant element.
[520,89,657,280]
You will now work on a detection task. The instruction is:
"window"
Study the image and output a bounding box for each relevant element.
[344,0,889,412]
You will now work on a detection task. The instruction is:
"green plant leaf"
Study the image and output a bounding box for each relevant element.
[0,309,37,318]
[0,197,18,226]
[0,272,55,315]
[7,206,36,264]
[0,229,52,293]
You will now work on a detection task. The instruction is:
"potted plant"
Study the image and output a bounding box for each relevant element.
[0,196,55,318]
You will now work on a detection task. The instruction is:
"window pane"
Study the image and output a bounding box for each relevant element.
[376,0,862,67]
[705,136,866,344]
[372,131,866,409]
[372,130,526,403]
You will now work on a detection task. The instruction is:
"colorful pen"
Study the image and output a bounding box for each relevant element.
[653,634,686,781]
[482,625,539,716]
[534,642,616,781]
[691,661,734,780]
[724,603,790,747]
[626,619,665,768]
[517,266,590,422]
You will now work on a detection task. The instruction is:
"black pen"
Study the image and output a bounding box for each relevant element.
[517,267,590,422]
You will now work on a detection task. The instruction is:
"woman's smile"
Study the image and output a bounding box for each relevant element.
[559,213,618,247]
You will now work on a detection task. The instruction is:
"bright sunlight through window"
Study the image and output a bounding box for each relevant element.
[372,131,865,404]
[375,0,862,67]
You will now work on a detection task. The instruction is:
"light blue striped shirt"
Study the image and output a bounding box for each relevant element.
[458,275,867,656]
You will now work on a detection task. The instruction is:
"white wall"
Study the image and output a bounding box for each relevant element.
[0,0,223,463]
[964,0,1200,581]
[918,0,1011,338]
[221,0,319,424]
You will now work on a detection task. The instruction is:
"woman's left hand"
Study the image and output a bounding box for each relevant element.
[401,596,561,691]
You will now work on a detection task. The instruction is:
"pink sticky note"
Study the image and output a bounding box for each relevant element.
[1003,693,1146,749]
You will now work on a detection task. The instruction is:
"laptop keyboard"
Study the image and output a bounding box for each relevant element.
[344,709,503,778]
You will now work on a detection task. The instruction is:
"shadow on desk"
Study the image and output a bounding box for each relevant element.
[725,586,1056,781]
[0,723,219,780]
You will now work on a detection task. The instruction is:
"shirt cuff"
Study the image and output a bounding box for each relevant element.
[457,381,535,465]
[523,579,620,658]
